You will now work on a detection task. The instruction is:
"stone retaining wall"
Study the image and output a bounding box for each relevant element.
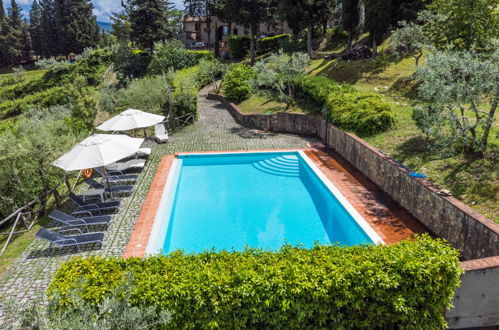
[446,256,499,329]
[208,93,499,261]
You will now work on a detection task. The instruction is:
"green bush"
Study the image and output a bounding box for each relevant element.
[0,86,70,119]
[259,34,291,52]
[228,35,251,59]
[48,235,461,329]
[194,59,227,89]
[327,91,396,136]
[293,75,354,111]
[113,44,151,80]
[169,66,199,117]
[222,64,255,103]
[148,40,198,75]
[187,50,215,62]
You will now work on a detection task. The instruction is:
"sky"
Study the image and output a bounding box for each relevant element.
[6,0,185,23]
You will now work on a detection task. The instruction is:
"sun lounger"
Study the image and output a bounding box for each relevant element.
[36,228,104,253]
[136,148,152,158]
[69,193,120,216]
[106,159,145,175]
[94,167,138,183]
[49,210,111,232]
[154,123,168,143]
[84,178,134,195]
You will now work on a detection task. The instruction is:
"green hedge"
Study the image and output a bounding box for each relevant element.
[48,235,461,329]
[228,35,251,59]
[0,86,70,119]
[187,50,215,62]
[293,75,395,136]
[222,64,255,103]
[327,91,396,136]
[259,34,291,52]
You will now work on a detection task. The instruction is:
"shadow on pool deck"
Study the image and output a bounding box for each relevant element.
[305,148,428,244]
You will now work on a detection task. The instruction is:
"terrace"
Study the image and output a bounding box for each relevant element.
[0,85,423,316]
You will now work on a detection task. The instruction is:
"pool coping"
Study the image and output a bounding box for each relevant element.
[124,148,419,258]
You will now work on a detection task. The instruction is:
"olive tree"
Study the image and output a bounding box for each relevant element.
[251,51,310,109]
[390,21,427,67]
[414,47,498,154]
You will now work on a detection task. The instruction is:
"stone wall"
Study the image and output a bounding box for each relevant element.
[446,257,499,329]
[208,93,499,261]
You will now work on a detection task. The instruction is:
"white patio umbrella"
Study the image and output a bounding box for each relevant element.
[97,109,165,132]
[52,134,144,198]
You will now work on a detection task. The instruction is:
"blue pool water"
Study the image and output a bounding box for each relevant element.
[160,152,374,254]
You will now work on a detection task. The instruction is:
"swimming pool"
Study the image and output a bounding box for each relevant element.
[146,151,383,254]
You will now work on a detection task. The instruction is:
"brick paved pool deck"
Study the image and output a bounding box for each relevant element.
[0,84,426,319]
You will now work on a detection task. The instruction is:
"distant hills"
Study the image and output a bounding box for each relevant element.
[98,21,113,33]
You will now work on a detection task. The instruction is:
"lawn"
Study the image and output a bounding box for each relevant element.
[237,94,316,115]
[307,48,498,223]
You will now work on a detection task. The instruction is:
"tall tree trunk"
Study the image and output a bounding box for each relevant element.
[372,36,377,58]
[227,21,232,37]
[307,23,313,56]
[250,25,255,65]
[480,94,498,151]
[347,31,353,50]
[206,15,212,47]
[214,22,220,58]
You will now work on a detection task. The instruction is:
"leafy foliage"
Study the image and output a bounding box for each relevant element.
[415,47,498,153]
[251,52,310,108]
[47,235,461,329]
[327,91,395,136]
[4,278,172,330]
[293,75,354,111]
[424,0,498,51]
[258,34,291,52]
[112,44,151,80]
[390,21,427,67]
[148,40,198,75]
[222,63,255,103]
[227,35,250,59]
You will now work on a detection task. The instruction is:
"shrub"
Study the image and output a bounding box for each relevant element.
[99,75,173,115]
[148,40,198,75]
[169,66,199,117]
[327,91,395,136]
[228,35,251,59]
[187,50,215,62]
[222,64,255,103]
[259,34,291,52]
[0,86,70,119]
[195,59,227,89]
[251,52,310,107]
[113,43,151,80]
[293,75,354,111]
[47,235,461,329]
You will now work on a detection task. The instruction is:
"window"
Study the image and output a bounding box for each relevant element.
[195,23,200,32]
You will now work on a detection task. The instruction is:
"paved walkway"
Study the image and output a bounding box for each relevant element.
[0,85,314,318]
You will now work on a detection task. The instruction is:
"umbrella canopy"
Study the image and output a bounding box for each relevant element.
[52,134,145,171]
[97,109,165,131]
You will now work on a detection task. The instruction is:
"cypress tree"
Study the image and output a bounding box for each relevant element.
[55,0,99,54]
[29,0,43,56]
[342,0,359,49]
[364,0,392,58]
[129,0,173,50]
[0,0,4,19]
[4,0,22,63]
[40,0,59,56]
[20,20,32,62]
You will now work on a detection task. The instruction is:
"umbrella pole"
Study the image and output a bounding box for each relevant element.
[103,167,114,200]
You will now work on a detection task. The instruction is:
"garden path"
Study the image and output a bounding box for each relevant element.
[0,85,314,320]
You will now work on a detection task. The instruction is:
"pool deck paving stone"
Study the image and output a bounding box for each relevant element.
[0,84,426,319]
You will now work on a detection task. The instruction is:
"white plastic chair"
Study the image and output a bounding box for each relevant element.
[154,123,169,143]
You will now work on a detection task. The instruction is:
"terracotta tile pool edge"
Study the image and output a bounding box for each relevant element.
[123,148,424,258]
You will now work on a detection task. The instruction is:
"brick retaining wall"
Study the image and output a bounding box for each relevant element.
[208,93,499,261]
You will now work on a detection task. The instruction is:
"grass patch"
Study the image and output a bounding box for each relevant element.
[308,42,498,223]
[237,94,316,115]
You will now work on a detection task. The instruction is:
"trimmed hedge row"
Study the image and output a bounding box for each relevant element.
[293,75,396,136]
[48,235,461,329]
[259,34,292,52]
[228,35,251,59]
[0,86,70,119]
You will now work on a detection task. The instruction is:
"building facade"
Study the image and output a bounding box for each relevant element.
[181,16,293,48]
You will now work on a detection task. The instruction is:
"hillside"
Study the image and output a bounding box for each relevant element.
[308,39,498,222]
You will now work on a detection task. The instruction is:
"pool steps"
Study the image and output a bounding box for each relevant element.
[252,156,301,177]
